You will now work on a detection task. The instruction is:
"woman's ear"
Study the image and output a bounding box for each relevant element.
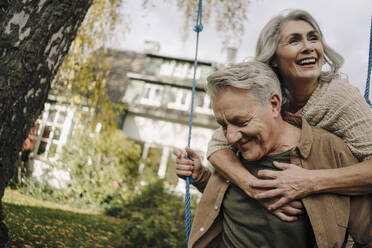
[271,56,278,68]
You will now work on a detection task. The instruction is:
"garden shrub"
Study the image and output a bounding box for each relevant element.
[107,179,192,248]
[18,129,142,212]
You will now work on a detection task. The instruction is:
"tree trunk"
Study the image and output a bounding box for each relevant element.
[0,0,93,245]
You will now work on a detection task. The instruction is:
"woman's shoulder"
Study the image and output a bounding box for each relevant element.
[328,78,359,91]
[302,77,367,124]
[316,78,361,101]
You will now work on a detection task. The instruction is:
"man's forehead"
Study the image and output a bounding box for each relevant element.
[215,108,253,121]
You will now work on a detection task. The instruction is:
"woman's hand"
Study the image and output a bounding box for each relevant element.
[250,186,305,222]
[173,147,203,180]
[270,200,304,222]
[250,161,315,210]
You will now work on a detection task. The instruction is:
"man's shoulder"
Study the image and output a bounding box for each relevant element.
[311,126,345,146]
[306,125,358,167]
[309,126,356,162]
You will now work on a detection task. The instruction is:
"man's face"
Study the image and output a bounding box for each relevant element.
[212,86,279,161]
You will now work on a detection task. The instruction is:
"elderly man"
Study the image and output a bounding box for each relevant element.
[174,61,372,248]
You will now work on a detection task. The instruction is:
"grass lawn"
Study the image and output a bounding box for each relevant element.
[2,188,125,248]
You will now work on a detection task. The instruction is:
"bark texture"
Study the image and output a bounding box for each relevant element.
[0,0,93,244]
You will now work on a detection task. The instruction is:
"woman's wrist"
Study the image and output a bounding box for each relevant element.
[209,149,257,198]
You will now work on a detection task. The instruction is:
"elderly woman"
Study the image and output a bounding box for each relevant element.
[196,9,372,217]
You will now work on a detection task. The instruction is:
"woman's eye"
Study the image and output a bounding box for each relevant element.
[289,38,298,44]
[310,35,319,41]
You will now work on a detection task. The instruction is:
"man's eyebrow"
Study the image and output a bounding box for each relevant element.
[229,116,251,125]
[215,117,225,126]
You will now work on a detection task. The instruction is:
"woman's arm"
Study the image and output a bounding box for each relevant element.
[209,149,306,222]
[207,127,258,196]
[251,160,372,210]
[209,149,258,197]
[311,160,372,195]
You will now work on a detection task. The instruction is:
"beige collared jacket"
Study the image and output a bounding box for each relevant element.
[189,116,372,248]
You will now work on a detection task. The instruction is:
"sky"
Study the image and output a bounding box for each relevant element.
[109,0,372,94]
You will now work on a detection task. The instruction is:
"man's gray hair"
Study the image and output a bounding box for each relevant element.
[206,61,282,105]
[255,9,344,83]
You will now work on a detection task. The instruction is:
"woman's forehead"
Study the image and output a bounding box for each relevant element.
[280,19,317,37]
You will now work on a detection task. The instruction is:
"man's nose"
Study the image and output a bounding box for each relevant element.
[226,125,242,145]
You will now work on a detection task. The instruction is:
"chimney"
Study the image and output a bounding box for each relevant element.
[226,47,237,64]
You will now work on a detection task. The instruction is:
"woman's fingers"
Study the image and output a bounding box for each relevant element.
[250,179,277,189]
[288,200,304,209]
[272,161,292,170]
[257,169,279,179]
[267,197,292,211]
[255,188,283,200]
[280,204,304,215]
[273,210,298,222]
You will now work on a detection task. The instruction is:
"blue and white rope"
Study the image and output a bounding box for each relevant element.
[185,0,203,246]
[364,17,372,106]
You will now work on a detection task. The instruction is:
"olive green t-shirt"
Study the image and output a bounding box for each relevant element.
[220,150,316,248]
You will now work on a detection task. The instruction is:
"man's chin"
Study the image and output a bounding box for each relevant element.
[241,152,263,161]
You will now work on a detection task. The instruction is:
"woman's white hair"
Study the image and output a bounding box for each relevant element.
[206,61,282,105]
[255,9,344,83]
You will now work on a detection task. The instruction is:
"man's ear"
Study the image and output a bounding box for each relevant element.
[269,93,281,117]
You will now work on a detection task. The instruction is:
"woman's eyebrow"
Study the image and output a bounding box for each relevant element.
[307,30,320,36]
[280,33,300,42]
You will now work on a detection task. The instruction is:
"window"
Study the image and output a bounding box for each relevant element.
[159,60,176,77]
[173,63,190,78]
[186,67,201,80]
[34,103,73,160]
[195,92,213,114]
[122,80,145,104]
[167,88,191,111]
[140,84,163,106]
[143,57,162,76]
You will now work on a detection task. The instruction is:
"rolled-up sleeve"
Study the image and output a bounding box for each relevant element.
[206,127,234,159]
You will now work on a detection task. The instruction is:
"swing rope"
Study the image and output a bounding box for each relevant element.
[185,0,203,246]
[364,17,372,106]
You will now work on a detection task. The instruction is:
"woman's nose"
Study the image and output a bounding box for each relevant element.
[301,40,315,53]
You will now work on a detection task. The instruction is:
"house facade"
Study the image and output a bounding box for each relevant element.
[31,47,219,193]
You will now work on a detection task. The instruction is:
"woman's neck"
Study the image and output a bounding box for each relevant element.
[285,79,318,113]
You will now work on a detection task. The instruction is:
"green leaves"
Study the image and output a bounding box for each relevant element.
[3,190,124,247]
[52,0,126,133]
[18,129,142,212]
[107,179,189,248]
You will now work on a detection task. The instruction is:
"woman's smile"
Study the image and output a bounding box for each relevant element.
[273,20,324,86]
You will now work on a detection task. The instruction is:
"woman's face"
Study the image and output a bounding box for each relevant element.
[272,20,324,85]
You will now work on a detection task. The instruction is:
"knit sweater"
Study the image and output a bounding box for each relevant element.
[207,79,372,161]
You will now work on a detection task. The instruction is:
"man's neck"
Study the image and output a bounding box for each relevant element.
[268,119,301,156]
